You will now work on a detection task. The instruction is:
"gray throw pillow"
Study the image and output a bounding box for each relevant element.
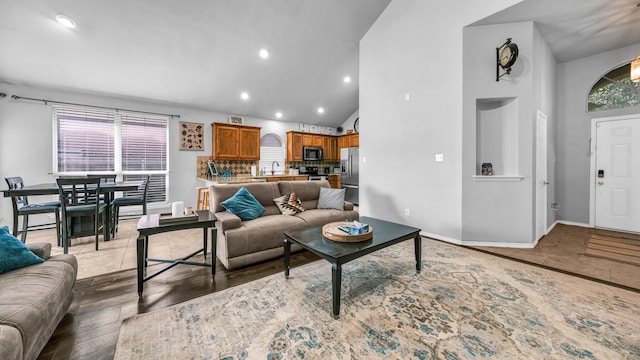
[317,187,345,210]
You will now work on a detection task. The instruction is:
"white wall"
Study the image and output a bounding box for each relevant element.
[462,22,535,244]
[556,43,640,224]
[339,109,359,135]
[359,0,521,241]
[532,25,559,229]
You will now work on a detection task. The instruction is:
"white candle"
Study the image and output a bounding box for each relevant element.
[171,201,184,217]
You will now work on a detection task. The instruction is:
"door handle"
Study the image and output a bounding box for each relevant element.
[597,181,604,185]
[543,181,550,185]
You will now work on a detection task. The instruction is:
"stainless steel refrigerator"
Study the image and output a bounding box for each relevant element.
[340,147,359,205]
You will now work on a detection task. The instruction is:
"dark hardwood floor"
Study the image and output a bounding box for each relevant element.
[37,223,640,359]
[38,251,320,360]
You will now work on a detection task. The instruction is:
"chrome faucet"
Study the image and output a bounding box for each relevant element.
[271,161,279,175]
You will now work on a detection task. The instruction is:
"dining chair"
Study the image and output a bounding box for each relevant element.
[111,175,150,238]
[56,177,109,254]
[4,177,61,244]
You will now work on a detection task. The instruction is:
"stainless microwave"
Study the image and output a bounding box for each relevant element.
[303,146,323,161]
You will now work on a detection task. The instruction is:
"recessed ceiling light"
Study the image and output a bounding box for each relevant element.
[343,76,351,84]
[259,49,269,59]
[240,92,249,100]
[56,14,76,28]
[317,107,325,114]
[275,112,283,119]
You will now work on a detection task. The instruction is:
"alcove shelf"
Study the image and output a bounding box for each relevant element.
[472,175,524,182]
[476,97,519,176]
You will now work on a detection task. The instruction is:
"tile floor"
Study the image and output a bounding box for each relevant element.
[26,219,205,279]
[24,220,640,290]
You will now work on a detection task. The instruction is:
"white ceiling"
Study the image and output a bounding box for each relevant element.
[2,0,639,126]
[473,0,640,63]
[0,0,390,126]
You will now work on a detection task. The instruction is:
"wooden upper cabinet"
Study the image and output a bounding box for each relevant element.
[350,133,359,147]
[338,133,359,149]
[212,123,261,160]
[323,136,338,161]
[239,127,260,159]
[301,134,323,147]
[287,132,303,161]
[312,135,323,147]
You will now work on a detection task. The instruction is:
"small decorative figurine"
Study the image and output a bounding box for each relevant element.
[481,163,493,176]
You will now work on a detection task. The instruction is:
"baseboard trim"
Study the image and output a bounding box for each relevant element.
[420,231,537,248]
[556,220,591,228]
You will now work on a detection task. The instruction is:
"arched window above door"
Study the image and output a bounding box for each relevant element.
[588,62,640,112]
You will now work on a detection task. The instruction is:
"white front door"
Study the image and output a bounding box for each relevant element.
[536,110,548,240]
[595,116,640,233]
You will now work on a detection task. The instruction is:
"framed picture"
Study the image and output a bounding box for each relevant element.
[179,122,204,151]
[207,161,218,177]
[229,114,244,125]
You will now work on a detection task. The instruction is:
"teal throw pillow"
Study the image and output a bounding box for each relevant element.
[220,187,265,221]
[0,226,44,274]
[317,187,346,210]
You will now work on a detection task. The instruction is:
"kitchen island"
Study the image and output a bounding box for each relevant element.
[198,174,310,186]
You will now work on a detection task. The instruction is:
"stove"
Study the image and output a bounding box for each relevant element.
[299,166,319,175]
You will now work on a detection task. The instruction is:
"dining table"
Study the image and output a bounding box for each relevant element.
[2,180,142,243]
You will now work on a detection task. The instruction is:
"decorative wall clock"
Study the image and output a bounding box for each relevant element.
[496,38,518,81]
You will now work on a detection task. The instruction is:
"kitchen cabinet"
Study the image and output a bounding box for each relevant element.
[286,132,303,161]
[212,123,261,160]
[323,136,338,161]
[338,133,359,149]
[328,174,340,189]
[287,131,338,162]
[302,134,323,147]
[264,175,309,182]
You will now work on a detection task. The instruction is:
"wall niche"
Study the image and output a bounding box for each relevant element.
[475,97,522,181]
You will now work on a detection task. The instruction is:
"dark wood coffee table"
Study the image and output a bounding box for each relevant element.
[284,216,421,318]
[136,210,217,296]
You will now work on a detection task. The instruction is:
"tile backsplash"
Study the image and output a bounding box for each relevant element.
[196,157,258,178]
[196,158,339,178]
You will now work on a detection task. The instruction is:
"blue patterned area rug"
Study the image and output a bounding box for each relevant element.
[115,239,640,359]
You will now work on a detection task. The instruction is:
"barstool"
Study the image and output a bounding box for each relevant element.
[196,187,210,211]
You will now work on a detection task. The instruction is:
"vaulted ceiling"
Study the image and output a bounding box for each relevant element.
[0,0,390,126]
[1,0,639,127]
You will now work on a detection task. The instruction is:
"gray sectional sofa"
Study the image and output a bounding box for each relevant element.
[0,242,77,360]
[210,180,358,269]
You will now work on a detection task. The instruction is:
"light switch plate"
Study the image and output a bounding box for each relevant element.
[435,154,444,162]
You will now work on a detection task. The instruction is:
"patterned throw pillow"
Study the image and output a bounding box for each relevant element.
[273,192,305,215]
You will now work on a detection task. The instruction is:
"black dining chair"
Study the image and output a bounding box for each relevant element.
[111,175,150,238]
[57,177,109,254]
[4,177,61,244]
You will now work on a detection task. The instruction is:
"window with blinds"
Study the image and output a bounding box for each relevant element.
[53,106,169,203]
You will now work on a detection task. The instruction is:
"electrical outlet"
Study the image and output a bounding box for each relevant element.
[405,208,410,216]
[435,153,444,162]
[405,93,410,101]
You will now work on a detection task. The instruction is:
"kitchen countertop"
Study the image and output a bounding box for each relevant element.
[198,173,339,185]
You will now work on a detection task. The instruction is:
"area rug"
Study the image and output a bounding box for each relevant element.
[115,239,640,359]
[585,233,640,266]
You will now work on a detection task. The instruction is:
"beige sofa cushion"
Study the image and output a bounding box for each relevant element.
[0,254,77,360]
[0,325,22,360]
[211,182,282,215]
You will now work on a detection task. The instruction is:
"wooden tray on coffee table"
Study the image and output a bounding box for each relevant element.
[322,222,373,242]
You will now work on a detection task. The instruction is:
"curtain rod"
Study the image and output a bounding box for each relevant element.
[10,94,181,119]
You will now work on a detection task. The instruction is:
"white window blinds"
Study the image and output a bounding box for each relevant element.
[56,107,115,172]
[54,106,169,203]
